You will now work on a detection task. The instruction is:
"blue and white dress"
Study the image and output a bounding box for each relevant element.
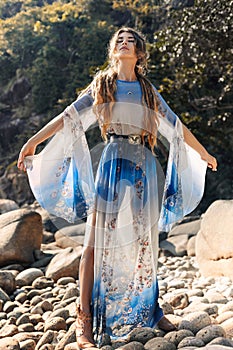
[24,80,207,345]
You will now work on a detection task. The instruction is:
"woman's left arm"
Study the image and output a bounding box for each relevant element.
[182,124,218,171]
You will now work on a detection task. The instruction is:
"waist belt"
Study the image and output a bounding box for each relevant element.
[108,133,151,150]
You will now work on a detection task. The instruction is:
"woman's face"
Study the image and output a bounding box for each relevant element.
[114,31,137,61]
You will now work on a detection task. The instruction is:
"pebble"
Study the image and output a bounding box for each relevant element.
[0,255,231,350]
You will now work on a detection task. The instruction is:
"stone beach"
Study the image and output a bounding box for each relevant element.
[0,199,232,349]
[0,256,232,349]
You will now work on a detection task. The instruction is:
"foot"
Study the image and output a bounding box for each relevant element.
[157,316,177,332]
[76,305,96,349]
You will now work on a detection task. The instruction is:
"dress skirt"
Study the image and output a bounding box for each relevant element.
[83,137,164,344]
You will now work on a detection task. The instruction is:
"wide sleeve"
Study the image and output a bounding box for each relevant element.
[155,89,207,231]
[24,94,97,223]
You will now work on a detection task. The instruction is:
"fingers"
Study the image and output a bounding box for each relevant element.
[17,159,26,172]
[207,156,218,172]
[17,152,26,172]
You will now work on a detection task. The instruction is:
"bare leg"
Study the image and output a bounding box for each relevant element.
[76,212,97,348]
[79,245,94,314]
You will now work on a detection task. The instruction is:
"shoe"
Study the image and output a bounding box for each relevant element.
[76,304,97,349]
[157,316,177,332]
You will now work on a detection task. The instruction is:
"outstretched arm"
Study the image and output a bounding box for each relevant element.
[17,91,94,172]
[17,113,64,171]
[182,124,217,171]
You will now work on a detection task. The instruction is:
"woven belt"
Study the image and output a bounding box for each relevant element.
[108,133,150,149]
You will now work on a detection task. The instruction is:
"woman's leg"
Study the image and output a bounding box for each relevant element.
[76,212,96,348]
[79,245,94,314]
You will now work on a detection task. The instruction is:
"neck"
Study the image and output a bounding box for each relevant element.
[117,61,137,81]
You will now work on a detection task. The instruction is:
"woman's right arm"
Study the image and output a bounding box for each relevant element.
[17,112,64,171]
[17,91,94,171]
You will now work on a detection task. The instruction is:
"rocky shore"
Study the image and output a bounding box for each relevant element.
[0,199,232,349]
[0,256,232,349]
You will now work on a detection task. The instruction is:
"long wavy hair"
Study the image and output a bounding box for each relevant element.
[82,27,161,150]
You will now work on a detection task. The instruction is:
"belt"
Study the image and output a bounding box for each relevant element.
[108,133,151,149]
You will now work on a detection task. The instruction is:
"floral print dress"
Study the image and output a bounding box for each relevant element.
[24,80,207,346]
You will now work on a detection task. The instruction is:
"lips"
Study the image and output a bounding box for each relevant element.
[120,46,129,51]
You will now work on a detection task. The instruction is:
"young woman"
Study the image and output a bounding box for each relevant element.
[18,28,217,349]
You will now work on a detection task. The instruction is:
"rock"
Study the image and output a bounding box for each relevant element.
[0,167,34,206]
[55,324,77,350]
[15,268,44,287]
[160,235,188,256]
[196,325,226,344]
[39,345,54,350]
[44,316,67,332]
[48,308,69,321]
[0,199,19,214]
[204,290,227,304]
[160,302,174,315]
[209,337,233,347]
[196,200,233,279]
[127,327,155,344]
[202,346,233,350]
[177,336,205,348]
[15,291,27,303]
[18,323,35,332]
[64,343,79,350]
[218,300,233,313]
[168,218,201,238]
[187,236,196,257]
[216,311,233,323]
[159,314,182,328]
[32,276,54,289]
[167,293,189,309]
[220,318,233,337]
[144,337,176,350]
[0,287,10,302]
[183,302,218,315]
[120,342,144,349]
[45,247,82,281]
[178,311,212,334]
[0,270,16,294]
[35,330,55,350]
[13,331,43,343]
[3,300,17,313]
[62,286,79,301]
[0,322,18,338]
[16,314,31,326]
[55,223,86,248]
[0,337,20,350]
[19,339,36,350]
[0,209,43,266]
[160,219,201,257]
[164,329,194,346]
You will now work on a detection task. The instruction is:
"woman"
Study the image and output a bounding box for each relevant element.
[18,28,217,349]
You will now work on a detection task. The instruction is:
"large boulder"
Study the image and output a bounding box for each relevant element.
[196,200,233,279]
[0,209,43,266]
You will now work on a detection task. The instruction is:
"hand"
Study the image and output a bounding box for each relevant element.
[17,140,37,172]
[201,152,218,171]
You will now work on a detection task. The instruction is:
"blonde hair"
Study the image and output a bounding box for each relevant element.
[83,27,161,150]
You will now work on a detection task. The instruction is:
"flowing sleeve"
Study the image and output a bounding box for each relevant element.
[24,94,97,223]
[155,89,207,231]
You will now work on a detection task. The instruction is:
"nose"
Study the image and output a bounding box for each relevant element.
[122,38,128,45]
